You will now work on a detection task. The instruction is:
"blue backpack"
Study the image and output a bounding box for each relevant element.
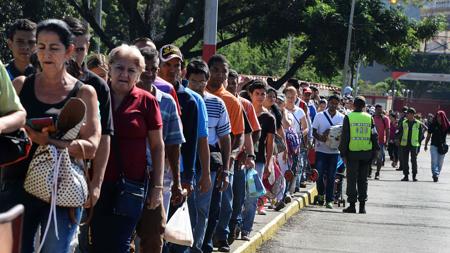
[285,127,301,155]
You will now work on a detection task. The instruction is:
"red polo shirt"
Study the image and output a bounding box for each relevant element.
[105,86,162,182]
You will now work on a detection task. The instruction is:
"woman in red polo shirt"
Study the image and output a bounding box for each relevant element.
[90,44,164,253]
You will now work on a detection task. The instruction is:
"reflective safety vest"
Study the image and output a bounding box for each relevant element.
[400,119,420,147]
[348,112,372,151]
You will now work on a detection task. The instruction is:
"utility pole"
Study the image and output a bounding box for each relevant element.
[286,36,293,71]
[342,0,356,89]
[202,0,218,62]
[95,0,102,53]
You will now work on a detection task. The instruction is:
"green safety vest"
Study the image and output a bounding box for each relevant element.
[400,119,420,147]
[348,112,372,151]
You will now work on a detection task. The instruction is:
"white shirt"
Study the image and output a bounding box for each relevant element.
[287,106,306,136]
[312,109,344,154]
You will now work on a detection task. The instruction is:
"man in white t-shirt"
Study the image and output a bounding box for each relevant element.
[312,94,344,209]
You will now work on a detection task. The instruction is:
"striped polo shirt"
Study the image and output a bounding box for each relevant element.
[204,92,231,145]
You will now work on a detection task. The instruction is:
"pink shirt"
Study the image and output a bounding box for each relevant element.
[373,115,390,144]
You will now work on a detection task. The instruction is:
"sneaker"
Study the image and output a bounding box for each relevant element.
[413,177,418,182]
[316,195,325,206]
[257,205,267,215]
[367,173,372,178]
[325,202,333,209]
[433,176,439,182]
[228,226,241,245]
[274,201,286,211]
[217,240,230,252]
[284,195,292,204]
[401,176,409,181]
[241,232,250,241]
[374,173,380,180]
[395,168,403,171]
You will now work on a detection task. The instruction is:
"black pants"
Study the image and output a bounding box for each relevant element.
[346,158,371,204]
[401,146,418,176]
[388,143,399,162]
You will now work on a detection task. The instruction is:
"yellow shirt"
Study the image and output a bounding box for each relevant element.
[0,60,24,116]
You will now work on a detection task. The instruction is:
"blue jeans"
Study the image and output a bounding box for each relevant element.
[430,145,445,177]
[315,152,339,203]
[296,150,306,188]
[188,171,216,253]
[215,170,234,241]
[90,182,143,253]
[201,172,224,253]
[0,180,81,253]
[241,163,264,234]
[377,144,385,165]
[229,165,246,239]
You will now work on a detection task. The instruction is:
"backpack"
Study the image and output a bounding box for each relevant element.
[285,127,301,155]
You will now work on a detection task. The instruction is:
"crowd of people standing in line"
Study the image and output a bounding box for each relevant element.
[0,17,449,253]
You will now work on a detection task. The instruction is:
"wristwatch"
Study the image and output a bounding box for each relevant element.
[222,170,230,177]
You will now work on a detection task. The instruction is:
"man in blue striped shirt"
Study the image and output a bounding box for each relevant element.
[187,59,231,253]
[135,47,185,253]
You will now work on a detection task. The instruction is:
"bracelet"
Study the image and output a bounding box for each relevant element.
[153,185,164,189]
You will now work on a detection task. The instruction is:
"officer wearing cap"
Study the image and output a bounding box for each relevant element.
[397,107,423,181]
[339,96,379,214]
[396,106,410,172]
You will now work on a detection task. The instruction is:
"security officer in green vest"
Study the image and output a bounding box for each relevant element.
[339,96,379,214]
[397,108,422,182]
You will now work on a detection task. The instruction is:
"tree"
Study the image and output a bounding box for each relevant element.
[66,0,443,89]
[0,0,79,62]
[0,0,444,88]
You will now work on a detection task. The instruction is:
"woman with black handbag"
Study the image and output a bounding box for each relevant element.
[89,44,164,253]
[424,110,450,182]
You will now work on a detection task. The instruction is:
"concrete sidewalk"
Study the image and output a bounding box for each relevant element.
[211,183,317,253]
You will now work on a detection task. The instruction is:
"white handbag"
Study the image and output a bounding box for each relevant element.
[24,144,88,207]
[24,97,88,207]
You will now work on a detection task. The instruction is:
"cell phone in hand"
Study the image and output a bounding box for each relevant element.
[26,117,56,132]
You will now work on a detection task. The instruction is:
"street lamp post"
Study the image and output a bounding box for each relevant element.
[342,0,357,89]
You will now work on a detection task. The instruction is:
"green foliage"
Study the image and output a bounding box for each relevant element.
[0,0,443,89]
[0,0,79,62]
[389,53,450,99]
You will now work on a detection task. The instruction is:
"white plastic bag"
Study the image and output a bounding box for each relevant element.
[164,201,194,247]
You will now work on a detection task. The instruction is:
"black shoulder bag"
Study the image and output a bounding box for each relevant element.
[0,129,31,167]
[112,136,148,217]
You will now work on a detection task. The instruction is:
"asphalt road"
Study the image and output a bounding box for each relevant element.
[258,145,450,253]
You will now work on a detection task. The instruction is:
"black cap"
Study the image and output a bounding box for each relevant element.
[354,96,366,107]
[407,107,416,114]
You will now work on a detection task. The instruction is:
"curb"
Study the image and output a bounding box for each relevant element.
[232,186,318,253]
